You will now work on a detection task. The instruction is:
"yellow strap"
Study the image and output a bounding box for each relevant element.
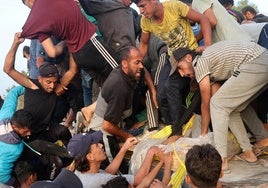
[151,125,172,139]
[167,143,186,188]
[172,143,186,170]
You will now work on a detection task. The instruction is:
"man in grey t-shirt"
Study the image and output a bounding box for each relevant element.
[169,40,268,172]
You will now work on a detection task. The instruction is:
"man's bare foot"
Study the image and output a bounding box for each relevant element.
[236,150,257,163]
[256,138,268,147]
[81,101,96,122]
[221,157,229,172]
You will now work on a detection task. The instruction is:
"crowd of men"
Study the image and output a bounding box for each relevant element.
[1,0,268,187]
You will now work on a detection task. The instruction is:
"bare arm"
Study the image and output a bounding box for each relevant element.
[186,8,212,51]
[134,146,163,186]
[55,53,78,96]
[203,8,217,28]
[136,161,164,188]
[41,38,65,58]
[138,32,150,59]
[105,137,138,174]
[3,32,38,90]
[199,75,211,136]
[102,120,133,141]
[137,151,172,187]
[195,8,216,42]
[144,68,158,108]
[161,153,172,185]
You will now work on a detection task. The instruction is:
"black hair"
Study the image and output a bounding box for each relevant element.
[179,0,193,5]
[241,6,257,15]
[131,0,140,4]
[185,144,222,188]
[74,156,90,173]
[47,124,72,147]
[74,144,94,173]
[10,109,33,129]
[14,160,35,184]
[23,46,30,58]
[102,176,129,188]
[119,46,139,62]
[218,0,234,7]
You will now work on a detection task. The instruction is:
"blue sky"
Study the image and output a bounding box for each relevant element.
[0,0,267,97]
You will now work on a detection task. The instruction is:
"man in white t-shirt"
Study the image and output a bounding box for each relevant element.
[181,0,252,43]
[67,131,168,187]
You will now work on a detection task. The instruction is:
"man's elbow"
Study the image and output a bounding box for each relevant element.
[47,51,57,58]
[3,64,12,75]
[210,20,217,28]
[3,66,7,74]
[73,67,78,75]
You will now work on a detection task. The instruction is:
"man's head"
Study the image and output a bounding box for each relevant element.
[102,176,132,188]
[170,48,197,78]
[11,109,33,138]
[38,62,59,93]
[29,169,83,188]
[120,46,144,81]
[14,160,37,187]
[67,131,104,172]
[241,6,257,21]
[185,144,222,188]
[132,0,159,19]
[218,0,234,8]
[23,45,30,59]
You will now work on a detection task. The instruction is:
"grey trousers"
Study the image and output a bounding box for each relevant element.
[210,51,268,157]
[242,105,268,141]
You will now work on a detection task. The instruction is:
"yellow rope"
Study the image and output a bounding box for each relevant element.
[168,143,186,188]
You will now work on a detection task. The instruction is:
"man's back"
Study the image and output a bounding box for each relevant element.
[21,0,96,53]
[192,0,251,43]
[194,41,266,83]
[79,0,137,53]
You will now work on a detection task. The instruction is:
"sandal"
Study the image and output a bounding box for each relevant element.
[223,168,231,174]
[253,145,268,157]
[233,154,258,165]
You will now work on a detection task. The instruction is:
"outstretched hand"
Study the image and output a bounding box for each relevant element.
[122,137,139,151]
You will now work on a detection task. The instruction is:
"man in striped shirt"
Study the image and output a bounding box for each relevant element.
[169,40,268,172]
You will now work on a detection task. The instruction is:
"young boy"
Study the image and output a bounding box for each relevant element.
[185,144,222,188]
[14,160,37,188]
